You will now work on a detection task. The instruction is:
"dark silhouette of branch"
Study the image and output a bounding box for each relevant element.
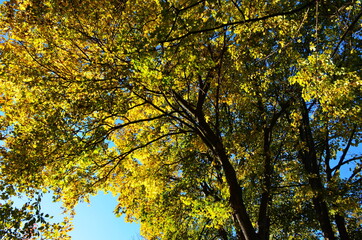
[161,1,315,43]
[332,10,362,57]
[332,126,357,173]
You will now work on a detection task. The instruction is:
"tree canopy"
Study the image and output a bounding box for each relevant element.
[0,0,361,239]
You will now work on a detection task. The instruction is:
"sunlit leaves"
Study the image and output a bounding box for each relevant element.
[290,53,361,118]
[0,0,361,239]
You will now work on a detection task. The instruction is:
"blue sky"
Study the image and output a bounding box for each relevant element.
[70,193,140,240]
[41,192,141,240]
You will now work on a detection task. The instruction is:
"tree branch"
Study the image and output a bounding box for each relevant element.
[332,10,362,58]
[332,126,357,173]
[161,1,314,43]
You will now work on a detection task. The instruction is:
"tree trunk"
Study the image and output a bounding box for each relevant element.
[197,114,258,240]
[299,100,336,240]
[258,127,272,240]
[216,141,258,240]
[172,88,259,239]
[335,214,350,240]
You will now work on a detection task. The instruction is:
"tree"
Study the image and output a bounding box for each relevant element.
[0,139,72,239]
[0,181,72,240]
[0,0,361,239]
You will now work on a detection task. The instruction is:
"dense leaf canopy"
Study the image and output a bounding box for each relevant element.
[0,0,361,239]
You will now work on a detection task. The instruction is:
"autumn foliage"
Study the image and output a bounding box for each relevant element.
[0,0,361,239]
